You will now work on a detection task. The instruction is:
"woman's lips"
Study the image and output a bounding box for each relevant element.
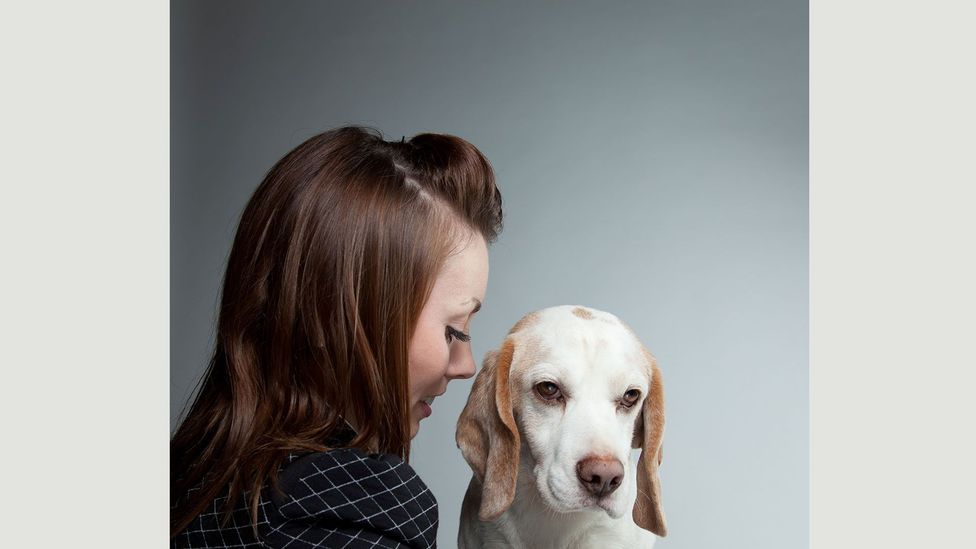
[419,395,437,419]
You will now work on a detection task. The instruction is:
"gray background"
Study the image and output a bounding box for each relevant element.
[171,1,807,547]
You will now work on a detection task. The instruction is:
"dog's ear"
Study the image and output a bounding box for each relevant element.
[632,347,667,537]
[456,338,520,521]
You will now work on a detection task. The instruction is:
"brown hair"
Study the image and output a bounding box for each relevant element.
[170,127,503,538]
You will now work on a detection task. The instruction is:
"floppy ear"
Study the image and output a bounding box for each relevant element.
[632,347,667,537]
[455,338,520,521]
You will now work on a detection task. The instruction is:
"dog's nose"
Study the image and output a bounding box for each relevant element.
[576,456,624,498]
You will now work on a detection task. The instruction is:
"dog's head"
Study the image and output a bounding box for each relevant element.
[456,305,667,537]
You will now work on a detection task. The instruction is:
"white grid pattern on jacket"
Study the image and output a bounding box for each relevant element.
[173,450,438,549]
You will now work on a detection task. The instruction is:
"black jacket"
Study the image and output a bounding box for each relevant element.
[172,441,438,548]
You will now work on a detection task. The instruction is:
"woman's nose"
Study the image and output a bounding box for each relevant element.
[448,345,476,380]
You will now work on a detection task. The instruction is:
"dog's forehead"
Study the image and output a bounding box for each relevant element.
[511,305,647,382]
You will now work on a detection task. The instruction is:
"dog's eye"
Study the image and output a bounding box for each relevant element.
[621,389,641,407]
[535,381,562,401]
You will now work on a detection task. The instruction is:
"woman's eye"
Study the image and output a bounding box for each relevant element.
[535,381,562,401]
[621,389,641,407]
[445,326,471,344]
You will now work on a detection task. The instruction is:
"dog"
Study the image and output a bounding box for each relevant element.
[456,305,667,548]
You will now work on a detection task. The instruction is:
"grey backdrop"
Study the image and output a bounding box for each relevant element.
[171,1,807,547]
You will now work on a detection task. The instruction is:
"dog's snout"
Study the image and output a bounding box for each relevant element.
[576,456,624,498]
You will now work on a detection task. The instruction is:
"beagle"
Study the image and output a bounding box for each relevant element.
[456,305,666,548]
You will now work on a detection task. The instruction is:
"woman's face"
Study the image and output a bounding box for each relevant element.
[408,231,489,438]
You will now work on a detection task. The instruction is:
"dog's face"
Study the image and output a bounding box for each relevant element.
[456,305,667,537]
[513,307,649,518]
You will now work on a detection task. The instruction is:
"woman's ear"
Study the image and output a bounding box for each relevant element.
[455,338,520,521]
[632,347,668,537]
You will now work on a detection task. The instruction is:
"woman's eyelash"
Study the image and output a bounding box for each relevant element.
[445,326,471,343]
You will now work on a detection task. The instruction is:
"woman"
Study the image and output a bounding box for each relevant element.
[171,126,503,548]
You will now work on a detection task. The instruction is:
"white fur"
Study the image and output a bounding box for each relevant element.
[457,305,660,548]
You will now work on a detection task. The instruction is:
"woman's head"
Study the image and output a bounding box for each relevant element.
[171,126,502,537]
[408,228,489,437]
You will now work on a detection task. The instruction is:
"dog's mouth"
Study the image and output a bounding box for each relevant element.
[539,476,627,518]
[593,495,626,518]
[572,491,624,514]
[540,494,625,519]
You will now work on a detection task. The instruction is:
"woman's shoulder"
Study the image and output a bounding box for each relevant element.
[174,448,438,549]
[266,448,438,548]
[279,446,416,481]
[273,448,438,519]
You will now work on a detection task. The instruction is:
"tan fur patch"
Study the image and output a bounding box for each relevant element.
[508,311,541,334]
[633,346,667,537]
[455,338,521,522]
[571,306,595,319]
[494,339,518,436]
[508,335,549,416]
